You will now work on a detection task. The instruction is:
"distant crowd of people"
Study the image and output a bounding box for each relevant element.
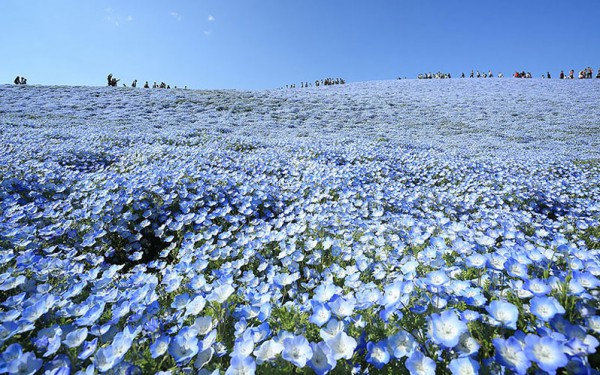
[418,72,453,79]
[514,71,533,78]
[107,74,185,89]
[13,76,27,85]
[413,68,600,80]
[285,77,346,89]
[465,70,503,78]
[561,67,599,79]
[418,71,508,79]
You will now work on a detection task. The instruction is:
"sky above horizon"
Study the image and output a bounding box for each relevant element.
[1,0,599,90]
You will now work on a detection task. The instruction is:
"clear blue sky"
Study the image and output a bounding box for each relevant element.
[1,0,598,89]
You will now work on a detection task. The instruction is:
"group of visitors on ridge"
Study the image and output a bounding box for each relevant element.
[421,71,505,79]
[107,74,184,89]
[9,67,600,87]
[559,67,598,79]
[285,77,346,89]
[13,76,27,85]
[415,67,600,80]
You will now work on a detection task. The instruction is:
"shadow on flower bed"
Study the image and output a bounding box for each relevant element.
[104,225,174,272]
[57,150,119,172]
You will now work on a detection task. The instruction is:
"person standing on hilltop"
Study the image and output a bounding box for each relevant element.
[14,76,20,85]
[107,73,113,86]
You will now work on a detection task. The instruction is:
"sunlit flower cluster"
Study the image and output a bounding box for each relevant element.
[0,80,599,373]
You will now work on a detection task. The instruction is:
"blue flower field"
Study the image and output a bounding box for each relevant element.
[0,79,599,374]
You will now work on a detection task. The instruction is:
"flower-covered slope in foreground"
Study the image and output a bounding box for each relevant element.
[0,79,599,374]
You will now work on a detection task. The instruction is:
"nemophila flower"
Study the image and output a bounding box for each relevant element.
[448,356,479,375]
[572,271,600,289]
[64,327,88,348]
[207,283,235,304]
[313,283,340,303]
[282,335,313,368]
[231,336,255,359]
[75,302,105,326]
[6,351,43,375]
[465,253,487,269]
[456,332,480,357]
[309,301,331,327]
[587,315,600,334]
[505,258,529,278]
[0,275,26,291]
[308,341,336,375]
[565,335,599,357]
[89,323,111,337]
[111,301,130,321]
[524,335,568,374]
[200,329,218,352]
[565,357,592,375]
[461,310,481,322]
[380,281,404,307]
[405,350,436,375]
[486,253,507,271]
[21,294,55,323]
[1,343,22,372]
[524,278,551,296]
[185,295,206,317]
[44,354,71,375]
[78,338,98,360]
[195,347,214,370]
[162,270,183,293]
[253,339,284,364]
[366,340,390,369]
[425,270,449,288]
[95,325,138,371]
[273,272,299,287]
[74,364,95,375]
[169,326,199,364]
[326,331,357,360]
[486,300,519,329]
[94,345,119,372]
[171,293,191,310]
[225,355,256,375]
[247,322,270,344]
[327,296,355,319]
[319,319,344,341]
[150,335,171,358]
[192,316,215,336]
[493,337,530,375]
[386,330,417,359]
[354,285,381,310]
[530,296,565,322]
[428,310,468,348]
[458,287,487,307]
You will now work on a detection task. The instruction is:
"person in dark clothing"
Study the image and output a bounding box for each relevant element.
[559,70,564,79]
[144,81,150,88]
[547,72,551,79]
[107,74,113,86]
[14,76,20,85]
[131,80,137,88]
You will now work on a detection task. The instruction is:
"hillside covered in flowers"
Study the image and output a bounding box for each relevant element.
[0,79,599,374]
